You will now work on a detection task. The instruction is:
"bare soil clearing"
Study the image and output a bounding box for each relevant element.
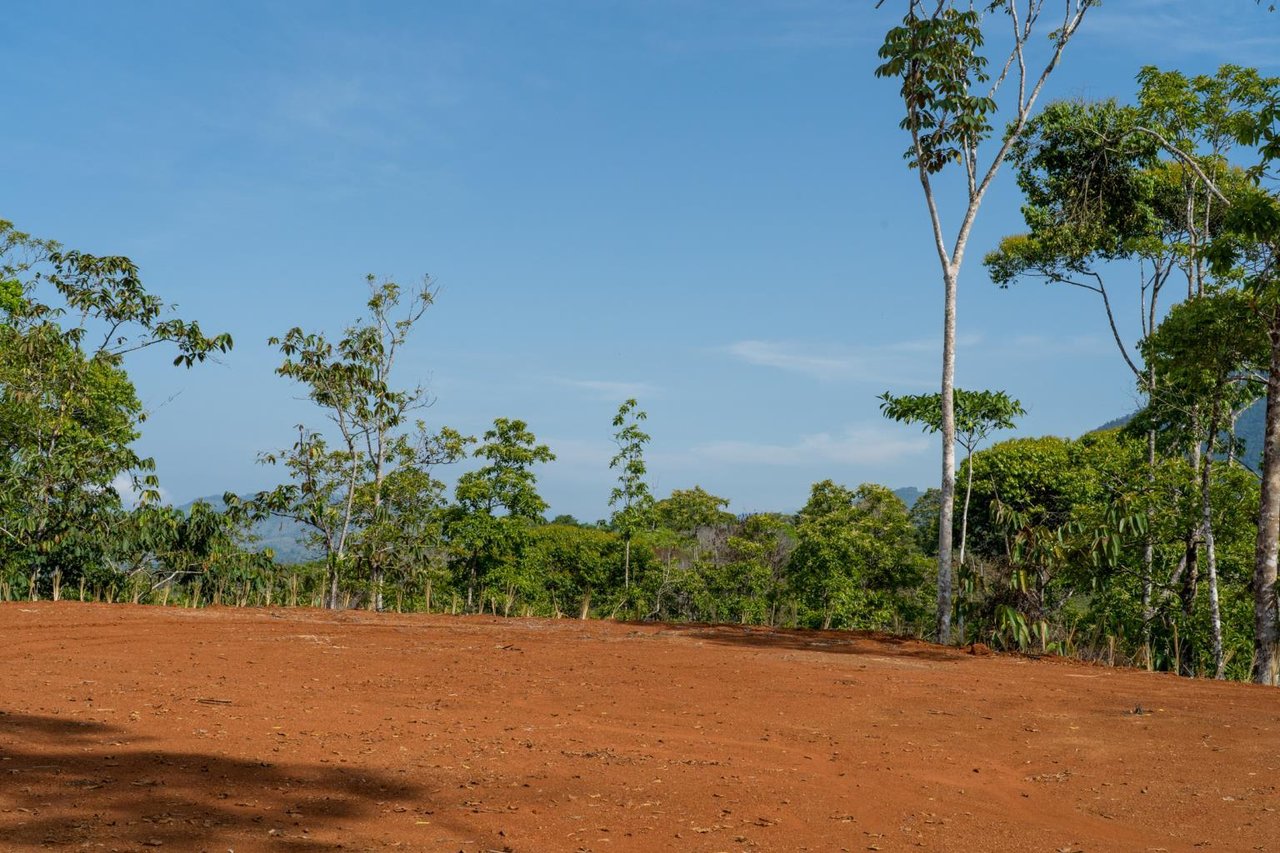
[1,604,1277,852]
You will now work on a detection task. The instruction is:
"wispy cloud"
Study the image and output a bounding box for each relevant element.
[555,378,659,401]
[695,424,929,467]
[1006,334,1111,357]
[720,337,973,385]
[111,473,170,509]
[1081,1,1280,67]
[724,340,865,379]
[264,65,463,152]
[723,332,1109,385]
[544,437,613,467]
[275,75,381,134]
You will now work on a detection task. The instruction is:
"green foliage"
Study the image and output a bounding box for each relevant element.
[449,418,555,611]
[0,218,229,595]
[0,216,232,367]
[1135,65,1279,161]
[525,523,624,618]
[909,489,942,557]
[875,6,993,173]
[352,435,463,603]
[253,276,461,609]
[0,278,23,315]
[987,68,1275,301]
[270,277,430,437]
[456,418,555,520]
[945,427,1264,665]
[1136,290,1267,451]
[879,388,1024,452]
[608,398,655,593]
[609,400,653,534]
[652,486,734,535]
[609,399,652,515]
[980,65,1280,676]
[997,99,1162,270]
[789,481,930,631]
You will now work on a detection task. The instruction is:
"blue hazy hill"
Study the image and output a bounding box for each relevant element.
[174,495,317,565]
[1095,398,1264,470]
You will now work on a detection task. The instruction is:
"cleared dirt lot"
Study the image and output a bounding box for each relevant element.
[1,603,1278,852]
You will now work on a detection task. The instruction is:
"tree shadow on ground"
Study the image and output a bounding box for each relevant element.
[0,710,440,850]
[650,622,964,664]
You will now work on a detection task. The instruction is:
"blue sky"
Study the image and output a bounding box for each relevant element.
[5,1,1277,519]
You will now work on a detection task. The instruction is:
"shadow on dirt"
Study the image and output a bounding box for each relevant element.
[652,622,963,664]
[0,710,434,850]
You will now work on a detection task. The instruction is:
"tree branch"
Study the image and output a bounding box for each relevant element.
[1133,126,1234,206]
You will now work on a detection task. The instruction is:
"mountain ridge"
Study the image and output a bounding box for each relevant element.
[1093,398,1264,469]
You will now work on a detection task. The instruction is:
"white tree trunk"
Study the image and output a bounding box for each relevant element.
[1201,402,1225,679]
[624,537,631,590]
[936,265,958,644]
[1253,311,1280,685]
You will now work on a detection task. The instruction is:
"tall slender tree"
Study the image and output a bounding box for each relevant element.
[981,63,1280,681]
[984,86,1247,648]
[1139,292,1267,678]
[449,418,555,611]
[875,0,1095,642]
[1211,183,1280,684]
[253,276,445,609]
[608,399,654,591]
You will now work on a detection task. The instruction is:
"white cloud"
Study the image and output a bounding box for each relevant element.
[555,378,659,401]
[724,332,1113,386]
[543,437,614,471]
[721,337,981,385]
[694,424,929,467]
[723,340,866,380]
[111,473,170,508]
[1006,334,1111,357]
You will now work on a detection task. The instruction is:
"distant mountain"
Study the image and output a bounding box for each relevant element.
[1235,398,1266,469]
[175,495,318,565]
[1093,413,1131,433]
[893,486,924,508]
[1093,397,1264,471]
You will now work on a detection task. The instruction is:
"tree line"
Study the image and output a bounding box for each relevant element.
[0,241,930,632]
[5,1,1280,685]
[1,224,1272,681]
[876,0,1280,684]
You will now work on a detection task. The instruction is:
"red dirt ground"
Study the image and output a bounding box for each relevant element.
[2,603,1278,852]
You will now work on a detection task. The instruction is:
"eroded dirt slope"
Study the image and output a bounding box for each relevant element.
[1,603,1277,852]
